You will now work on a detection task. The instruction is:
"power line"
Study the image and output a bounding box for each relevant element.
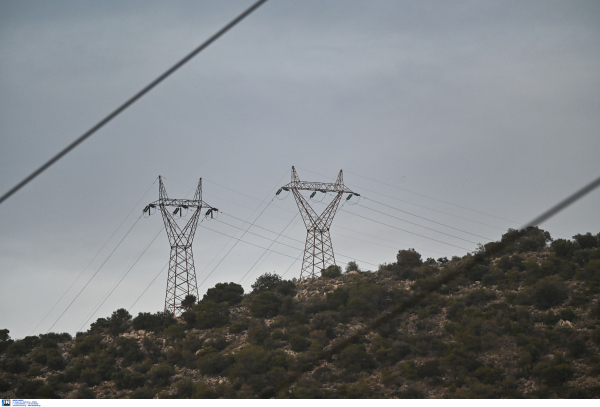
[78,226,164,332]
[46,214,144,333]
[29,177,157,335]
[523,174,600,228]
[297,166,516,230]
[217,213,379,268]
[0,0,269,207]
[361,198,493,241]
[352,202,481,245]
[340,208,472,251]
[344,169,520,224]
[194,171,290,287]
[238,213,299,284]
[201,177,450,257]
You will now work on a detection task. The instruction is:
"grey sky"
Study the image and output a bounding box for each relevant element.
[1,0,599,339]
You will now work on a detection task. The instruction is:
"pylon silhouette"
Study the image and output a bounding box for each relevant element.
[279,167,356,280]
[144,176,217,315]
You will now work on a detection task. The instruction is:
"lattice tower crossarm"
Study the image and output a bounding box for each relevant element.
[281,167,356,280]
[145,176,217,315]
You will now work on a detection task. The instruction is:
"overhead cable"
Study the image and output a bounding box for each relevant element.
[30,177,157,335]
[0,0,269,206]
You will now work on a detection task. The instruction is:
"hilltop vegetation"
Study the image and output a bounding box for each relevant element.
[1,228,600,398]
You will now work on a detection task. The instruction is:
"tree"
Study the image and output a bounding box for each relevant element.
[531,277,568,310]
[345,261,360,273]
[181,295,197,311]
[132,311,176,332]
[252,273,282,293]
[105,308,132,335]
[321,265,341,278]
[397,249,422,269]
[573,232,599,249]
[202,283,244,304]
[249,292,282,318]
[551,239,576,258]
[193,301,230,329]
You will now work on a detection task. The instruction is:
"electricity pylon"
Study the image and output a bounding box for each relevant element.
[279,167,357,280]
[144,176,217,315]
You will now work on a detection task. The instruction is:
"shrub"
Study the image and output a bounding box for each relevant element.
[114,337,145,366]
[163,325,186,342]
[464,289,497,306]
[465,265,489,282]
[147,363,174,386]
[552,239,577,258]
[531,277,568,310]
[474,365,505,385]
[573,233,598,249]
[397,249,423,269]
[202,282,244,304]
[0,329,13,354]
[111,369,147,390]
[132,311,176,332]
[501,227,551,253]
[321,265,342,278]
[532,355,574,386]
[252,273,282,293]
[197,352,233,375]
[345,261,360,273]
[249,291,282,318]
[339,344,377,373]
[310,311,339,339]
[229,319,250,334]
[130,386,156,399]
[345,281,387,318]
[326,288,349,310]
[229,346,271,380]
[193,301,230,329]
[35,385,57,399]
[73,385,96,399]
[181,295,197,310]
[107,308,132,335]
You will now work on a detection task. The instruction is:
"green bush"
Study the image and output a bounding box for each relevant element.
[573,233,598,249]
[397,248,423,269]
[252,273,282,293]
[552,239,577,258]
[193,301,230,329]
[533,355,574,386]
[464,289,497,306]
[111,369,146,390]
[345,281,387,318]
[250,291,282,318]
[339,344,377,373]
[321,265,342,278]
[202,282,244,304]
[73,385,96,399]
[310,311,339,339]
[326,287,349,310]
[130,386,156,399]
[147,363,174,386]
[197,352,233,375]
[531,277,568,310]
[132,311,176,332]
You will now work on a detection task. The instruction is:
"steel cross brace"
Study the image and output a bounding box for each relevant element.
[146,176,217,315]
[282,167,355,280]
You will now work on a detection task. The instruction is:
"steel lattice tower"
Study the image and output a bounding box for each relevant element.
[280,167,356,280]
[144,176,217,315]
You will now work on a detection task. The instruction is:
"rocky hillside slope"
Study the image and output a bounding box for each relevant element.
[1,228,600,399]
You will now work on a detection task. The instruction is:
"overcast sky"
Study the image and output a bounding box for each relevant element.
[1,0,599,339]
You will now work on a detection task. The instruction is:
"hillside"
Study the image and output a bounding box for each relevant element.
[1,227,600,399]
